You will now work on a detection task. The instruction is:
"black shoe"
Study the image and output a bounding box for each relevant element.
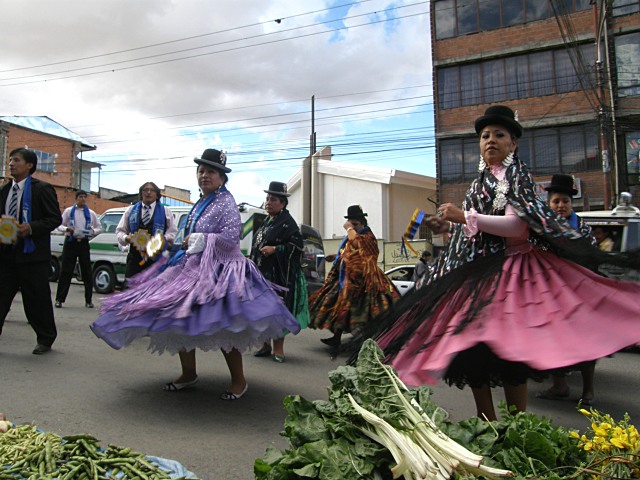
[85,303,94,308]
[320,336,341,348]
[32,344,51,355]
[55,301,62,308]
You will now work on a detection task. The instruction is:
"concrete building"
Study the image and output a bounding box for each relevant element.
[285,146,437,242]
[431,0,640,209]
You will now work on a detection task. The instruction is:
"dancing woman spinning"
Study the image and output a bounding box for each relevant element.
[370,106,640,421]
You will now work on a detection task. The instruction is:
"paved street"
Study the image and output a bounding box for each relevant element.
[1,283,640,479]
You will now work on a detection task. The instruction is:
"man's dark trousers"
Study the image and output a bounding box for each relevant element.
[0,254,57,346]
[56,238,93,304]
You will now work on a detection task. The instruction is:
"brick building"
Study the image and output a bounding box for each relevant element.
[0,116,127,213]
[431,0,640,210]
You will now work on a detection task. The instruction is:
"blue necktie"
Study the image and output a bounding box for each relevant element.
[8,184,19,220]
[142,205,151,225]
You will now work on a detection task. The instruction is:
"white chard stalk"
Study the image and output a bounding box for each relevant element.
[348,358,514,480]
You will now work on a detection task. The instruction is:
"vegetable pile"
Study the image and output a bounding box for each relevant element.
[0,419,199,479]
[254,340,639,479]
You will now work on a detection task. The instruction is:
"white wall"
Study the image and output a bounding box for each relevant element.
[321,174,386,239]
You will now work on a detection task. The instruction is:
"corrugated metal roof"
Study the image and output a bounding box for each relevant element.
[0,115,95,149]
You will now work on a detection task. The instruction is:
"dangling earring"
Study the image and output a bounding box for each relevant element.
[502,152,514,167]
[478,155,487,172]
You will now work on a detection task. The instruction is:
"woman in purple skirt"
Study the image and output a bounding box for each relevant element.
[91,149,301,400]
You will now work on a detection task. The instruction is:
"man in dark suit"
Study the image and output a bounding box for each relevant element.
[0,147,61,354]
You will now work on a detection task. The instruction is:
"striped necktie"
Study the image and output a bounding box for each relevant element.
[141,205,152,225]
[8,184,19,220]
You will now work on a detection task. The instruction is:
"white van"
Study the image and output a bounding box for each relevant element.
[579,192,640,282]
[50,205,192,293]
[51,203,325,294]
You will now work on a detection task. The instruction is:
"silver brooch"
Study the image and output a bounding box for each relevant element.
[494,178,509,211]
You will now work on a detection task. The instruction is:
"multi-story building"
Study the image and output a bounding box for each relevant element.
[431,0,640,210]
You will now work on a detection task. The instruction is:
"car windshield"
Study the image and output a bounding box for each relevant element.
[100,213,123,234]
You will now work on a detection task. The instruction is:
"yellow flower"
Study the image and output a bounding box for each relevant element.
[579,409,592,417]
[593,426,608,438]
[610,437,630,449]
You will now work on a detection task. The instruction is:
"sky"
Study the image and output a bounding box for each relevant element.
[0,0,434,207]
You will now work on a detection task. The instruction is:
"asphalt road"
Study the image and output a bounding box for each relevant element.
[1,283,639,479]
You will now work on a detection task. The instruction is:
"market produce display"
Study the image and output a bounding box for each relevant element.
[255,340,640,480]
[0,417,199,480]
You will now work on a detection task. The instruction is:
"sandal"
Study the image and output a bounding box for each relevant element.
[254,346,272,357]
[536,388,570,400]
[163,377,198,392]
[220,384,248,401]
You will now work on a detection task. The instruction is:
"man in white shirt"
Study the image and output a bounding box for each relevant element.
[116,182,177,279]
[55,190,102,308]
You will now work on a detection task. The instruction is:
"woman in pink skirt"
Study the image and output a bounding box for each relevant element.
[373,106,640,421]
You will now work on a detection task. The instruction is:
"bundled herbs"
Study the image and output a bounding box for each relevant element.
[255,340,513,480]
[255,339,640,479]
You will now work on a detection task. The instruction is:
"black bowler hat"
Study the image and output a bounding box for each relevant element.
[474,105,523,138]
[264,181,290,197]
[194,148,232,173]
[344,205,368,220]
[545,174,578,196]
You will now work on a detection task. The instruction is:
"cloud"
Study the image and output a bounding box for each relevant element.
[0,0,432,202]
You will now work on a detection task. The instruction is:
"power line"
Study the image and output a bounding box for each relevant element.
[0,5,427,87]
[0,0,380,74]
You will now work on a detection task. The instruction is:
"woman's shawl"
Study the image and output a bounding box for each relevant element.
[430,156,636,283]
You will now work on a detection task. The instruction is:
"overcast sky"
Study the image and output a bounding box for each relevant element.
[0,0,433,206]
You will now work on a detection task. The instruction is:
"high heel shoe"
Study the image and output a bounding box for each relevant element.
[254,345,272,357]
[320,335,341,348]
[272,354,285,363]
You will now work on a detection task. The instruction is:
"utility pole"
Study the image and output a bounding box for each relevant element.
[303,96,317,225]
[310,95,316,156]
[594,0,615,209]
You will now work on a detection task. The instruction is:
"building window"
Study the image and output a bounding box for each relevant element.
[439,124,599,184]
[31,149,56,173]
[525,0,549,22]
[529,51,554,97]
[437,68,460,109]
[506,55,530,99]
[457,0,478,36]
[434,0,591,39]
[437,45,595,108]
[483,59,506,103]
[531,129,560,175]
[612,0,640,16]
[625,132,640,186]
[479,0,500,30]
[439,140,464,184]
[435,0,456,39]
[615,32,640,97]
[502,0,524,26]
[460,64,482,105]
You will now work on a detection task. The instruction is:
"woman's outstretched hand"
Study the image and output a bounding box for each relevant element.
[426,203,466,233]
